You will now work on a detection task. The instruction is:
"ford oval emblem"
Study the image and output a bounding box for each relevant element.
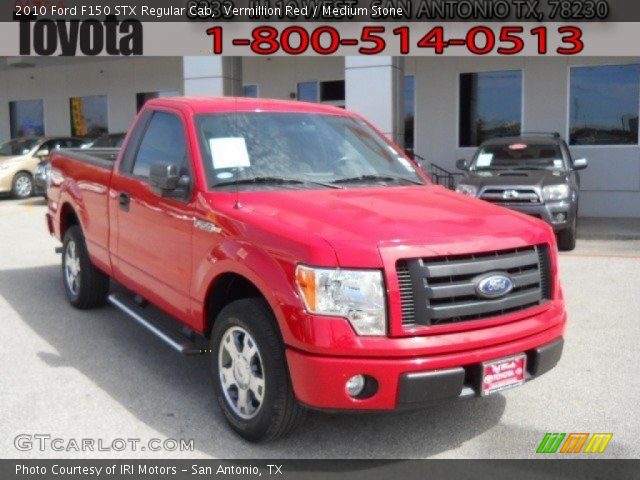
[475,273,514,299]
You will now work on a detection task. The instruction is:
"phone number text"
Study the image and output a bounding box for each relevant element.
[206,25,584,55]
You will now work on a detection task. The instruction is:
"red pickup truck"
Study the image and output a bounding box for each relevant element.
[46,97,566,441]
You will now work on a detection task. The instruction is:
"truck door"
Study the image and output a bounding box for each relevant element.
[110,109,194,323]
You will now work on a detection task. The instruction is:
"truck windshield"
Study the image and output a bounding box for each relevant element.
[195,113,425,189]
[0,138,39,156]
[471,142,565,171]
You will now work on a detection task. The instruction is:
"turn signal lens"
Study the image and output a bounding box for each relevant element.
[295,265,317,311]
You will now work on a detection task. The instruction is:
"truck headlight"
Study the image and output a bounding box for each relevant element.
[542,184,570,201]
[455,184,478,196]
[295,265,386,336]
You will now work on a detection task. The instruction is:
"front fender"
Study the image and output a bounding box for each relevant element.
[191,239,306,346]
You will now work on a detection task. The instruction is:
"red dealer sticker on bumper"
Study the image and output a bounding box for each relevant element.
[482,354,526,395]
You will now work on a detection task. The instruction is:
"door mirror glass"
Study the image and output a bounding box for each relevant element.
[149,163,190,198]
[573,158,588,170]
[456,158,468,170]
[149,163,181,193]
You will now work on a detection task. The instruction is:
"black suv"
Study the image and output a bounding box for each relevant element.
[455,133,588,251]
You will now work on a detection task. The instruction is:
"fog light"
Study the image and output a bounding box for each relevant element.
[346,375,366,397]
[554,213,566,222]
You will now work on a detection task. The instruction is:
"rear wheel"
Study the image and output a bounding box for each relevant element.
[557,215,577,251]
[62,225,110,309]
[12,172,33,199]
[210,298,306,442]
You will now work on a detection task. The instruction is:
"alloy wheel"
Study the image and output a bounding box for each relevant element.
[64,240,81,296]
[218,326,265,419]
[15,175,32,197]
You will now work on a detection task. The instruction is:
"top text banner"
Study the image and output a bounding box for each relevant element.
[2,21,640,56]
[6,0,640,22]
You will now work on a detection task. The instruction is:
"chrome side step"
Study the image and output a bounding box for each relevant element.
[108,293,204,355]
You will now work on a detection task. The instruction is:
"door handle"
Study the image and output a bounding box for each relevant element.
[118,192,131,212]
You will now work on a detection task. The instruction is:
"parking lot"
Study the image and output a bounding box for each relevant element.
[1,196,639,459]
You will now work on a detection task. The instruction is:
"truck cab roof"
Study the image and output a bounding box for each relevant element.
[145,96,353,117]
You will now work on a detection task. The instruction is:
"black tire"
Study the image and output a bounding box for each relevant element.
[211,298,306,442]
[11,172,34,199]
[557,215,577,251]
[62,225,110,309]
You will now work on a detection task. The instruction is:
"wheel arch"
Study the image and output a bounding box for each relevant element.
[13,169,34,179]
[59,202,81,239]
[203,272,282,341]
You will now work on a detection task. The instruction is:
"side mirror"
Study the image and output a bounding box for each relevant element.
[35,149,50,159]
[456,158,468,170]
[149,163,190,197]
[572,158,588,170]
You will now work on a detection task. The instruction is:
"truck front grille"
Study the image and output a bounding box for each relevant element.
[480,188,540,204]
[397,245,552,327]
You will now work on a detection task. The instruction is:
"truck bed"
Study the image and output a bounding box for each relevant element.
[49,147,121,275]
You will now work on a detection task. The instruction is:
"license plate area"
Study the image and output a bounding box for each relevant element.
[481,354,526,396]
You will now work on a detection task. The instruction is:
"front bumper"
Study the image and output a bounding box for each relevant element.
[487,200,573,231]
[286,325,564,411]
[396,337,563,409]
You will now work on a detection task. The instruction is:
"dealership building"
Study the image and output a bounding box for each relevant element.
[1,55,639,217]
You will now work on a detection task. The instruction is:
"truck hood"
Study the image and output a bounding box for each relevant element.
[462,169,569,190]
[238,185,552,267]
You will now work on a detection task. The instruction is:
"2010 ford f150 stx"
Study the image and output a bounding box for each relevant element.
[46,97,566,442]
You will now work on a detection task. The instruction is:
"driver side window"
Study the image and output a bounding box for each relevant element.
[132,112,188,179]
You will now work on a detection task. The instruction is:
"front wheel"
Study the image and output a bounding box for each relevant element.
[62,225,110,309]
[12,172,34,199]
[210,299,306,442]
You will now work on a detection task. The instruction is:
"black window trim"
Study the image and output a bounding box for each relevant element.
[119,110,153,176]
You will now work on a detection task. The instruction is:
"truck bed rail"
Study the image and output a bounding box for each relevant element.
[56,148,119,170]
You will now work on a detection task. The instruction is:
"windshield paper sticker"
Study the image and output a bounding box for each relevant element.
[209,137,251,170]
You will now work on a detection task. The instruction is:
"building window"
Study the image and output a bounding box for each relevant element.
[404,76,415,154]
[320,81,345,102]
[459,70,522,147]
[9,99,44,138]
[297,82,319,102]
[69,95,108,138]
[297,80,345,105]
[569,64,640,145]
[243,85,259,98]
[136,90,180,112]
